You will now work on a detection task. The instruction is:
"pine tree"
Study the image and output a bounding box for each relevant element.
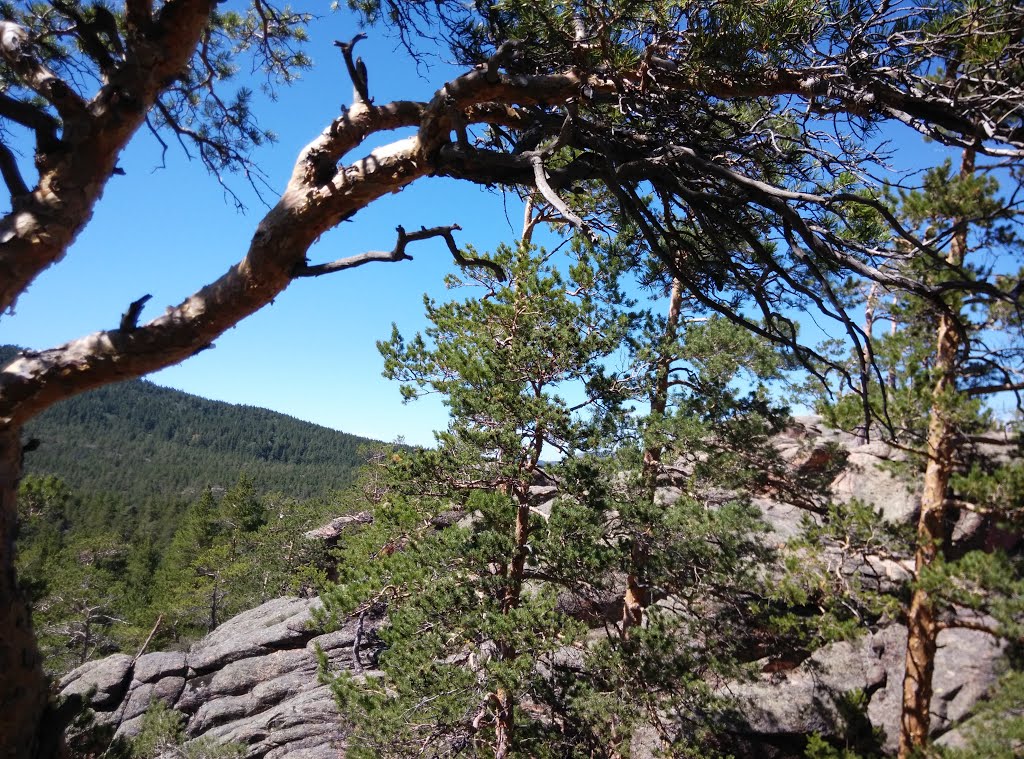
[2,0,1023,751]
[150,489,223,641]
[15,475,73,604]
[321,243,630,757]
[149,476,335,645]
[33,533,129,673]
[817,153,1024,756]
[320,243,795,757]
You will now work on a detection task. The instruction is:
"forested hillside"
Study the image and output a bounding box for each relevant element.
[6,344,380,677]
[3,346,377,504]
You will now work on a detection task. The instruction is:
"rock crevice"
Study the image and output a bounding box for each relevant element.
[62,597,383,757]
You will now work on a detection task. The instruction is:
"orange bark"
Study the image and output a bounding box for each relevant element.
[897,147,974,759]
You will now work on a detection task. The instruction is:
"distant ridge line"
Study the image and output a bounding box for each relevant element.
[4,345,382,504]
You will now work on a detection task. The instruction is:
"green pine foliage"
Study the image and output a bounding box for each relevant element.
[17,472,347,674]
[938,670,1024,759]
[816,159,1021,443]
[33,532,135,674]
[318,245,795,757]
[128,699,246,759]
[147,475,342,647]
[321,243,630,756]
[807,141,1024,753]
[773,499,908,649]
[324,490,592,758]
[6,342,384,657]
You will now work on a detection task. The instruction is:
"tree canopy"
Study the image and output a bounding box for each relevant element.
[0,0,1022,415]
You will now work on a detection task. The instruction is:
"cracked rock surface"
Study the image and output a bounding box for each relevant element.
[64,599,1003,757]
[61,597,381,757]
[729,624,1004,754]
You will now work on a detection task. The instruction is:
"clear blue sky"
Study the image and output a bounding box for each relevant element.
[2,7,544,448]
[0,5,958,447]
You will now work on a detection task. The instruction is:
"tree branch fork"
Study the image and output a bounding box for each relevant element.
[292,224,504,281]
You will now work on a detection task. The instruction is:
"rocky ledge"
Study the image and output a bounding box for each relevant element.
[61,597,382,757]
[59,417,1015,756]
[59,594,1004,757]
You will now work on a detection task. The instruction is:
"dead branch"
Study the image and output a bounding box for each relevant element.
[334,34,370,105]
[133,614,163,663]
[119,294,152,332]
[294,224,505,280]
[965,381,1024,396]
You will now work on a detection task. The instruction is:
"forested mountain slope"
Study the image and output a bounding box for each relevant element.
[3,346,376,502]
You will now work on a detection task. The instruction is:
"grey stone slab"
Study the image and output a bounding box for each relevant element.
[187,597,320,675]
[59,653,132,710]
[133,651,187,684]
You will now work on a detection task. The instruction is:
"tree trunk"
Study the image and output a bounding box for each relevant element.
[623,279,683,637]
[888,297,899,390]
[492,531,525,756]
[863,281,880,368]
[505,500,530,611]
[898,148,973,759]
[622,542,649,634]
[0,425,53,758]
[492,488,532,755]
[899,348,956,757]
[494,687,514,759]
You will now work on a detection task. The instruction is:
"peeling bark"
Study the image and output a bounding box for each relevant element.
[0,0,219,314]
[493,686,514,759]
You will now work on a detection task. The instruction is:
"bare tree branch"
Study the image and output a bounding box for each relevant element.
[294,224,505,280]
[965,381,1024,397]
[119,294,152,332]
[0,141,29,198]
[0,93,59,150]
[334,34,370,106]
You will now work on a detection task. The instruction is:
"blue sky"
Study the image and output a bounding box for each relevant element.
[0,4,963,447]
[2,8,541,447]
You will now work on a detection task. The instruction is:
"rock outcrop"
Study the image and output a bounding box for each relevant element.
[302,512,373,546]
[730,624,1004,754]
[60,417,1016,757]
[62,598,383,757]
[63,596,1005,757]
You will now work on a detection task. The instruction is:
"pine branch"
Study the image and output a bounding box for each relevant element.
[293,224,506,280]
[0,140,28,198]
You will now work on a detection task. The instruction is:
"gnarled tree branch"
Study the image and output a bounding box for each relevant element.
[0,93,60,150]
